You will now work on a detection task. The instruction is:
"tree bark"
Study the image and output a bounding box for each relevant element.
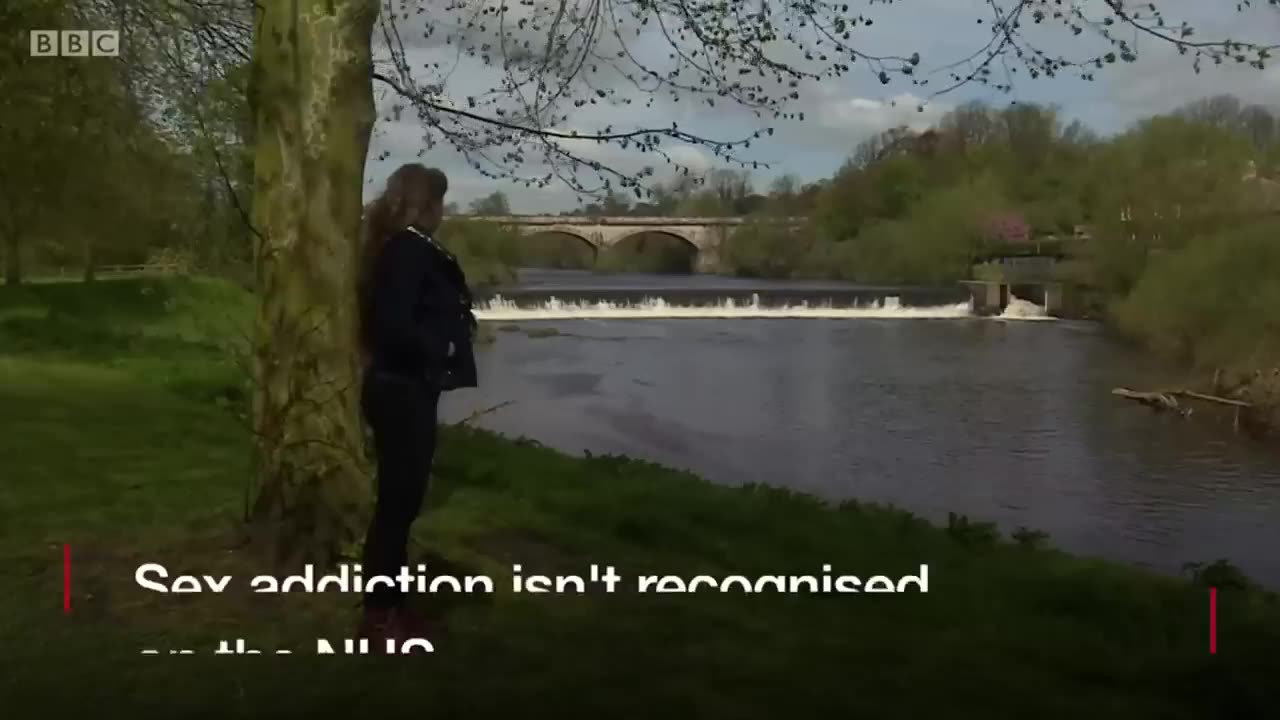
[3,231,21,286]
[247,0,379,567]
[82,233,96,283]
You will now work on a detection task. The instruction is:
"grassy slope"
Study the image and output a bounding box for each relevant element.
[1,277,1278,717]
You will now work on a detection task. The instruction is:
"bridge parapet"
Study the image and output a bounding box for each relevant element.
[461,215,806,226]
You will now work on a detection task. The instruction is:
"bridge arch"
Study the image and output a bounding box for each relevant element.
[521,227,598,250]
[600,229,701,273]
[608,228,699,251]
[518,228,599,268]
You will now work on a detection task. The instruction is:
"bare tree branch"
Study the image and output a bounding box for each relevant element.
[104,0,1279,205]
[364,0,1277,201]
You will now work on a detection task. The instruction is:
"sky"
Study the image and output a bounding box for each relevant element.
[362,0,1280,213]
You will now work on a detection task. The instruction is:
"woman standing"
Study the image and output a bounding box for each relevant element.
[356,163,477,642]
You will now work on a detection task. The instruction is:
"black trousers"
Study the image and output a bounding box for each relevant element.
[360,370,440,609]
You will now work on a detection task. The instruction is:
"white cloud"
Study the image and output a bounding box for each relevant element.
[811,91,952,142]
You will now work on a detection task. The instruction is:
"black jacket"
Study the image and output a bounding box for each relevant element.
[362,227,478,390]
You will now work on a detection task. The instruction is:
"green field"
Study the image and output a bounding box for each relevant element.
[1,277,1277,716]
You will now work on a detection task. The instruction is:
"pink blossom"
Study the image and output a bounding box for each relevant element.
[984,213,1031,244]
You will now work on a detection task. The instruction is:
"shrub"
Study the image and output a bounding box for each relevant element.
[721,220,815,278]
[1113,219,1280,369]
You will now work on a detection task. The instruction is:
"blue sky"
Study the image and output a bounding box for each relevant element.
[364,0,1280,212]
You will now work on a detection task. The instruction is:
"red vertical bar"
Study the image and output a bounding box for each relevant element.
[63,544,71,614]
[1209,587,1217,655]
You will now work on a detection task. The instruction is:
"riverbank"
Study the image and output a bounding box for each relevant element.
[2,276,1278,716]
[1097,327,1280,441]
[1214,368,1280,439]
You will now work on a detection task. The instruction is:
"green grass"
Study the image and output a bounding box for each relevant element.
[2,277,1278,716]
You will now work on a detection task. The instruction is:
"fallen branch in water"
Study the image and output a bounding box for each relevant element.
[1112,388,1187,415]
[1112,387,1255,429]
[1169,389,1251,408]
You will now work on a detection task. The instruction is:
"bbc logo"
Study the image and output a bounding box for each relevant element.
[30,30,120,57]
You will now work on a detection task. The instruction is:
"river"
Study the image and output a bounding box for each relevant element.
[439,269,1280,587]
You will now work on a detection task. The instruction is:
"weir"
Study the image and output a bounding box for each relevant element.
[475,295,976,321]
[476,284,968,308]
[472,287,1052,321]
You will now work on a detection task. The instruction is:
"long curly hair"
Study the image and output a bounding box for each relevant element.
[357,163,449,356]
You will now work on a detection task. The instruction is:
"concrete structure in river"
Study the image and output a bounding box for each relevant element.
[962,280,1065,316]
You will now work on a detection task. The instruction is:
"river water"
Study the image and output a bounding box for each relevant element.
[440,269,1280,587]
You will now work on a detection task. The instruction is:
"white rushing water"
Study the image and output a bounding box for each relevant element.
[998,296,1052,320]
[475,293,977,321]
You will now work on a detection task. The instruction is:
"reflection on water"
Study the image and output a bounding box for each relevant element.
[443,271,1280,587]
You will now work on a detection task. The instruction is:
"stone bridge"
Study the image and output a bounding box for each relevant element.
[461,215,805,273]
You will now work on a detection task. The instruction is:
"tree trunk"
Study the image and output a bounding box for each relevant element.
[82,233,96,283]
[3,231,20,286]
[247,0,379,567]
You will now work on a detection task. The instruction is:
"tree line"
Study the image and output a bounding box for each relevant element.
[457,169,819,220]
[0,1,253,286]
[721,94,1279,287]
